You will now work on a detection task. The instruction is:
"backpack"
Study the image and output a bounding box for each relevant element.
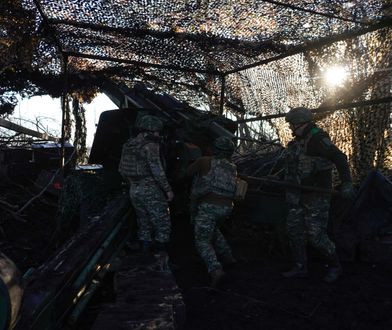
[191,157,237,199]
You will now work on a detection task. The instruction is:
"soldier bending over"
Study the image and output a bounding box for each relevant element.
[186,136,237,287]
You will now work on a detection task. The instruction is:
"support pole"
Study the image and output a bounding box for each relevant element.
[240,174,341,196]
[219,74,225,115]
[235,96,392,124]
[60,55,69,169]
[225,19,392,75]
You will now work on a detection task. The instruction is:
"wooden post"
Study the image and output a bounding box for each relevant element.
[60,55,68,169]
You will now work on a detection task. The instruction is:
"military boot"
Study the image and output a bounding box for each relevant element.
[324,252,343,283]
[155,251,170,272]
[152,242,170,272]
[210,268,225,288]
[282,245,308,278]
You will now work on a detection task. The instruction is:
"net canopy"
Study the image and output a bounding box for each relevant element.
[1,0,392,179]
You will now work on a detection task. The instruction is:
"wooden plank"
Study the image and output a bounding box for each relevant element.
[92,254,185,330]
[0,118,58,142]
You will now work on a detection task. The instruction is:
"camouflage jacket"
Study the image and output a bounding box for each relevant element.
[285,125,352,204]
[189,156,237,200]
[119,133,172,193]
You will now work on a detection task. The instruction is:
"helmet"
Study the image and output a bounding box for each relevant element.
[213,136,235,153]
[285,107,314,125]
[137,115,163,132]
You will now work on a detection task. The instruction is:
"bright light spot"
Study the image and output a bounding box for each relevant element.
[343,2,355,9]
[83,93,117,147]
[323,65,348,87]
[303,23,311,28]
[11,93,117,149]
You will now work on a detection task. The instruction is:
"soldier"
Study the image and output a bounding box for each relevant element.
[282,107,356,283]
[119,115,174,269]
[186,136,237,287]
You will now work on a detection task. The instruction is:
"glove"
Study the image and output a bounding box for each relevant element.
[340,182,356,200]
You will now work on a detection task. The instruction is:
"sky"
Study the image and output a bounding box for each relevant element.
[10,93,117,148]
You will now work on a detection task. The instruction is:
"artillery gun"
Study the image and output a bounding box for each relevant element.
[89,81,236,192]
[3,81,389,329]
[1,82,237,329]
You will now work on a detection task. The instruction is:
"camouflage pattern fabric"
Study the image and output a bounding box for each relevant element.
[129,177,171,243]
[284,130,336,258]
[120,133,172,193]
[194,202,233,273]
[56,173,81,230]
[189,198,199,224]
[191,157,237,199]
[55,171,106,234]
[118,134,150,178]
[120,132,172,244]
[285,139,332,205]
[286,196,335,258]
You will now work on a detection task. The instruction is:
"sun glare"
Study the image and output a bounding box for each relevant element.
[323,65,348,87]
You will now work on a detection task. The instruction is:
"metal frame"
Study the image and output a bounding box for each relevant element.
[31,0,392,148]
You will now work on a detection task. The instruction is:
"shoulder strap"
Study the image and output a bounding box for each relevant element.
[310,127,319,135]
[303,127,322,151]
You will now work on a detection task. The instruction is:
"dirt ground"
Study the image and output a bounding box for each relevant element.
[169,217,392,330]
[2,180,392,329]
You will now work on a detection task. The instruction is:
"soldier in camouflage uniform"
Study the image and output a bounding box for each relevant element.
[119,115,174,268]
[186,136,237,287]
[283,107,356,283]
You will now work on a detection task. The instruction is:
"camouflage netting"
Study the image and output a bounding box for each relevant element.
[1,0,391,180]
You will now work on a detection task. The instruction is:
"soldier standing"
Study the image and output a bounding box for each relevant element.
[119,115,174,269]
[186,136,237,287]
[283,107,356,283]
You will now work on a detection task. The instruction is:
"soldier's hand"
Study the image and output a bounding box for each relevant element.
[167,191,174,202]
[340,181,356,200]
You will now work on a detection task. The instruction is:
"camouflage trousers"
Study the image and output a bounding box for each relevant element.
[129,178,171,244]
[286,196,336,258]
[194,202,233,273]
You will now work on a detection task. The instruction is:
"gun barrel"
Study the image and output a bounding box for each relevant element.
[239,174,341,196]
